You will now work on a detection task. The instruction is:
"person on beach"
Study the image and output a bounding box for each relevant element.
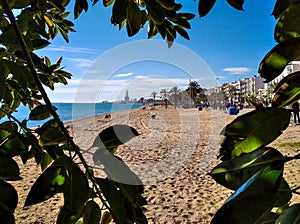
[292,101,300,125]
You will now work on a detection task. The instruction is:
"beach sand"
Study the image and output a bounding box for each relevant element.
[9,106,300,223]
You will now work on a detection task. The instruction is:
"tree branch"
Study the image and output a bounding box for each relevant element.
[1,0,111,214]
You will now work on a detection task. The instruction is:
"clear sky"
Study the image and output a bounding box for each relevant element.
[39,0,277,102]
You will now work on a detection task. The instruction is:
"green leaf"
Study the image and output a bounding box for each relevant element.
[41,152,53,171]
[210,147,285,190]
[2,60,27,89]
[259,37,300,82]
[226,0,244,10]
[275,3,300,43]
[275,204,300,223]
[29,105,56,120]
[0,180,18,213]
[96,178,127,223]
[222,108,290,158]
[103,0,114,7]
[0,29,33,51]
[144,0,165,25]
[39,127,67,146]
[54,156,89,223]
[212,167,283,224]
[0,63,6,101]
[32,39,51,50]
[0,155,20,180]
[25,166,65,206]
[272,71,300,107]
[198,0,216,17]
[92,125,139,154]
[111,0,128,25]
[0,131,27,157]
[83,200,101,224]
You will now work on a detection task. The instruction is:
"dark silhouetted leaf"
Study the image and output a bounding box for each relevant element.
[32,39,51,50]
[178,12,195,20]
[91,124,139,154]
[272,0,290,19]
[29,105,56,120]
[117,182,144,206]
[275,203,300,223]
[198,0,216,17]
[212,167,284,224]
[226,0,244,10]
[57,204,81,224]
[272,71,300,107]
[0,180,18,213]
[0,121,18,133]
[14,0,31,8]
[83,200,101,224]
[0,155,20,180]
[0,210,15,224]
[96,178,127,223]
[275,3,300,43]
[147,20,158,39]
[74,0,88,19]
[111,0,128,25]
[126,0,141,37]
[156,0,176,10]
[210,147,285,190]
[174,25,190,40]
[25,166,65,206]
[101,211,112,224]
[222,107,290,158]
[174,18,191,29]
[144,0,165,25]
[93,150,142,185]
[259,37,300,82]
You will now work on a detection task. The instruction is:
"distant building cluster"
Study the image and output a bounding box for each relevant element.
[206,62,300,106]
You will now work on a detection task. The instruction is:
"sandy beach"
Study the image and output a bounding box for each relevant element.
[10,106,300,223]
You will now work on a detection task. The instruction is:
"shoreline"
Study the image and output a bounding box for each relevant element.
[9,106,300,223]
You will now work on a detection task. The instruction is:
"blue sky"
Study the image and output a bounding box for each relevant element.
[39,0,277,102]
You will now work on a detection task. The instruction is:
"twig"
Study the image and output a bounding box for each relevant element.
[1,0,112,215]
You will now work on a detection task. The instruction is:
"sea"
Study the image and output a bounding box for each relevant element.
[3,103,143,128]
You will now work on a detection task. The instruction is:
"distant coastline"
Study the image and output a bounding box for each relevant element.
[8,103,144,128]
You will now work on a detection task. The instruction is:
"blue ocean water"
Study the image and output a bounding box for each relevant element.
[3,103,143,128]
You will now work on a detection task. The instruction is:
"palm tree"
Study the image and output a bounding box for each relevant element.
[186,80,202,105]
[169,86,180,107]
[151,91,158,101]
[160,88,168,100]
